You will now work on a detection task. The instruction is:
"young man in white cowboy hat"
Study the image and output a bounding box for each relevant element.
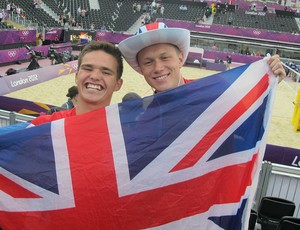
[118,22,286,94]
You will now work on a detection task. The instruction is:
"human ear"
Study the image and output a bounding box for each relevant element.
[114,79,123,92]
[179,52,184,68]
[75,72,78,84]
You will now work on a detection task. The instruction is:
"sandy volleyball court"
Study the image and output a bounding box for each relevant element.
[5,61,300,149]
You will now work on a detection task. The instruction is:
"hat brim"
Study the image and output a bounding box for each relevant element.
[118,28,190,74]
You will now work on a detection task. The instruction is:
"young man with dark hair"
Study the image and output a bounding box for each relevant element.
[30,41,123,126]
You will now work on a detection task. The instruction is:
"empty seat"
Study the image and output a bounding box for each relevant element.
[257,196,296,230]
[248,209,258,230]
[277,216,300,230]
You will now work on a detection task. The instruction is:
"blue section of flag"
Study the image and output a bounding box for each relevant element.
[0,123,59,194]
[0,122,30,135]
[119,64,251,179]
[209,97,268,161]
[209,199,247,229]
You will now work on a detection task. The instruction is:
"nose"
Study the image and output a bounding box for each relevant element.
[153,60,164,73]
[90,69,102,80]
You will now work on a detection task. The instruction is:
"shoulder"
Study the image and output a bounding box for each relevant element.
[61,100,74,109]
[31,108,76,126]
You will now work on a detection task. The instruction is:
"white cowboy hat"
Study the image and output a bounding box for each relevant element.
[118,22,190,74]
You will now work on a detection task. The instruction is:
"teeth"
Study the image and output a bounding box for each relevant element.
[86,83,102,91]
[155,75,167,80]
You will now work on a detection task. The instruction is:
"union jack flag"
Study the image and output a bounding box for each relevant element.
[0,59,277,229]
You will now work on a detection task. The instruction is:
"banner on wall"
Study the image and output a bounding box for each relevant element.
[0,60,77,96]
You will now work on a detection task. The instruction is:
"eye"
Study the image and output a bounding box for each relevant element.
[103,71,112,75]
[143,60,152,66]
[81,66,92,71]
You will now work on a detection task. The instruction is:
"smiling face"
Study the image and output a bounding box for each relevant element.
[137,43,184,93]
[75,50,123,114]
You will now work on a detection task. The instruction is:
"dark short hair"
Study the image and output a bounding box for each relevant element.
[66,86,78,98]
[78,41,123,79]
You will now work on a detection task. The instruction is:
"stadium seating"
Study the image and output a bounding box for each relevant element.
[42,0,65,18]
[1,0,299,34]
[248,209,258,230]
[7,0,60,28]
[257,196,296,230]
[0,22,13,30]
[213,10,299,33]
[277,216,300,230]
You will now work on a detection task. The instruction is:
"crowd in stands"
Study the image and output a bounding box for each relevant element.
[0,0,299,61]
[133,1,165,16]
[33,0,41,9]
[6,2,26,19]
[132,1,166,26]
[57,4,90,30]
[2,0,299,35]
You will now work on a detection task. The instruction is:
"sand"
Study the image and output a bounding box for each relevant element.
[5,62,300,149]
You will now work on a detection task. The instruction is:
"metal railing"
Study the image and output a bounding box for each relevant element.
[0,109,34,127]
[8,13,43,33]
[253,161,300,218]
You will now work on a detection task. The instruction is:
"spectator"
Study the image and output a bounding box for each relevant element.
[80,8,87,17]
[6,2,11,13]
[118,22,286,95]
[69,15,75,27]
[101,23,106,31]
[59,14,63,26]
[160,4,164,15]
[37,32,43,46]
[179,5,187,11]
[251,3,257,12]
[76,21,82,29]
[228,16,233,25]
[226,55,232,69]
[245,47,251,55]
[133,2,137,13]
[136,2,141,12]
[61,86,78,109]
[16,5,21,18]
[90,22,95,31]
[62,13,67,25]
[143,3,147,13]
[122,92,141,102]
[46,86,78,114]
[211,43,218,49]
[30,41,124,126]
[286,60,299,81]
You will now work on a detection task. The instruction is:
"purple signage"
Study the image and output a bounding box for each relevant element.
[0,95,55,116]
[0,60,77,96]
[93,28,295,65]
[264,144,300,168]
[203,50,262,63]
[96,31,131,44]
[45,28,64,41]
[0,44,72,65]
[159,19,300,44]
[0,30,36,45]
